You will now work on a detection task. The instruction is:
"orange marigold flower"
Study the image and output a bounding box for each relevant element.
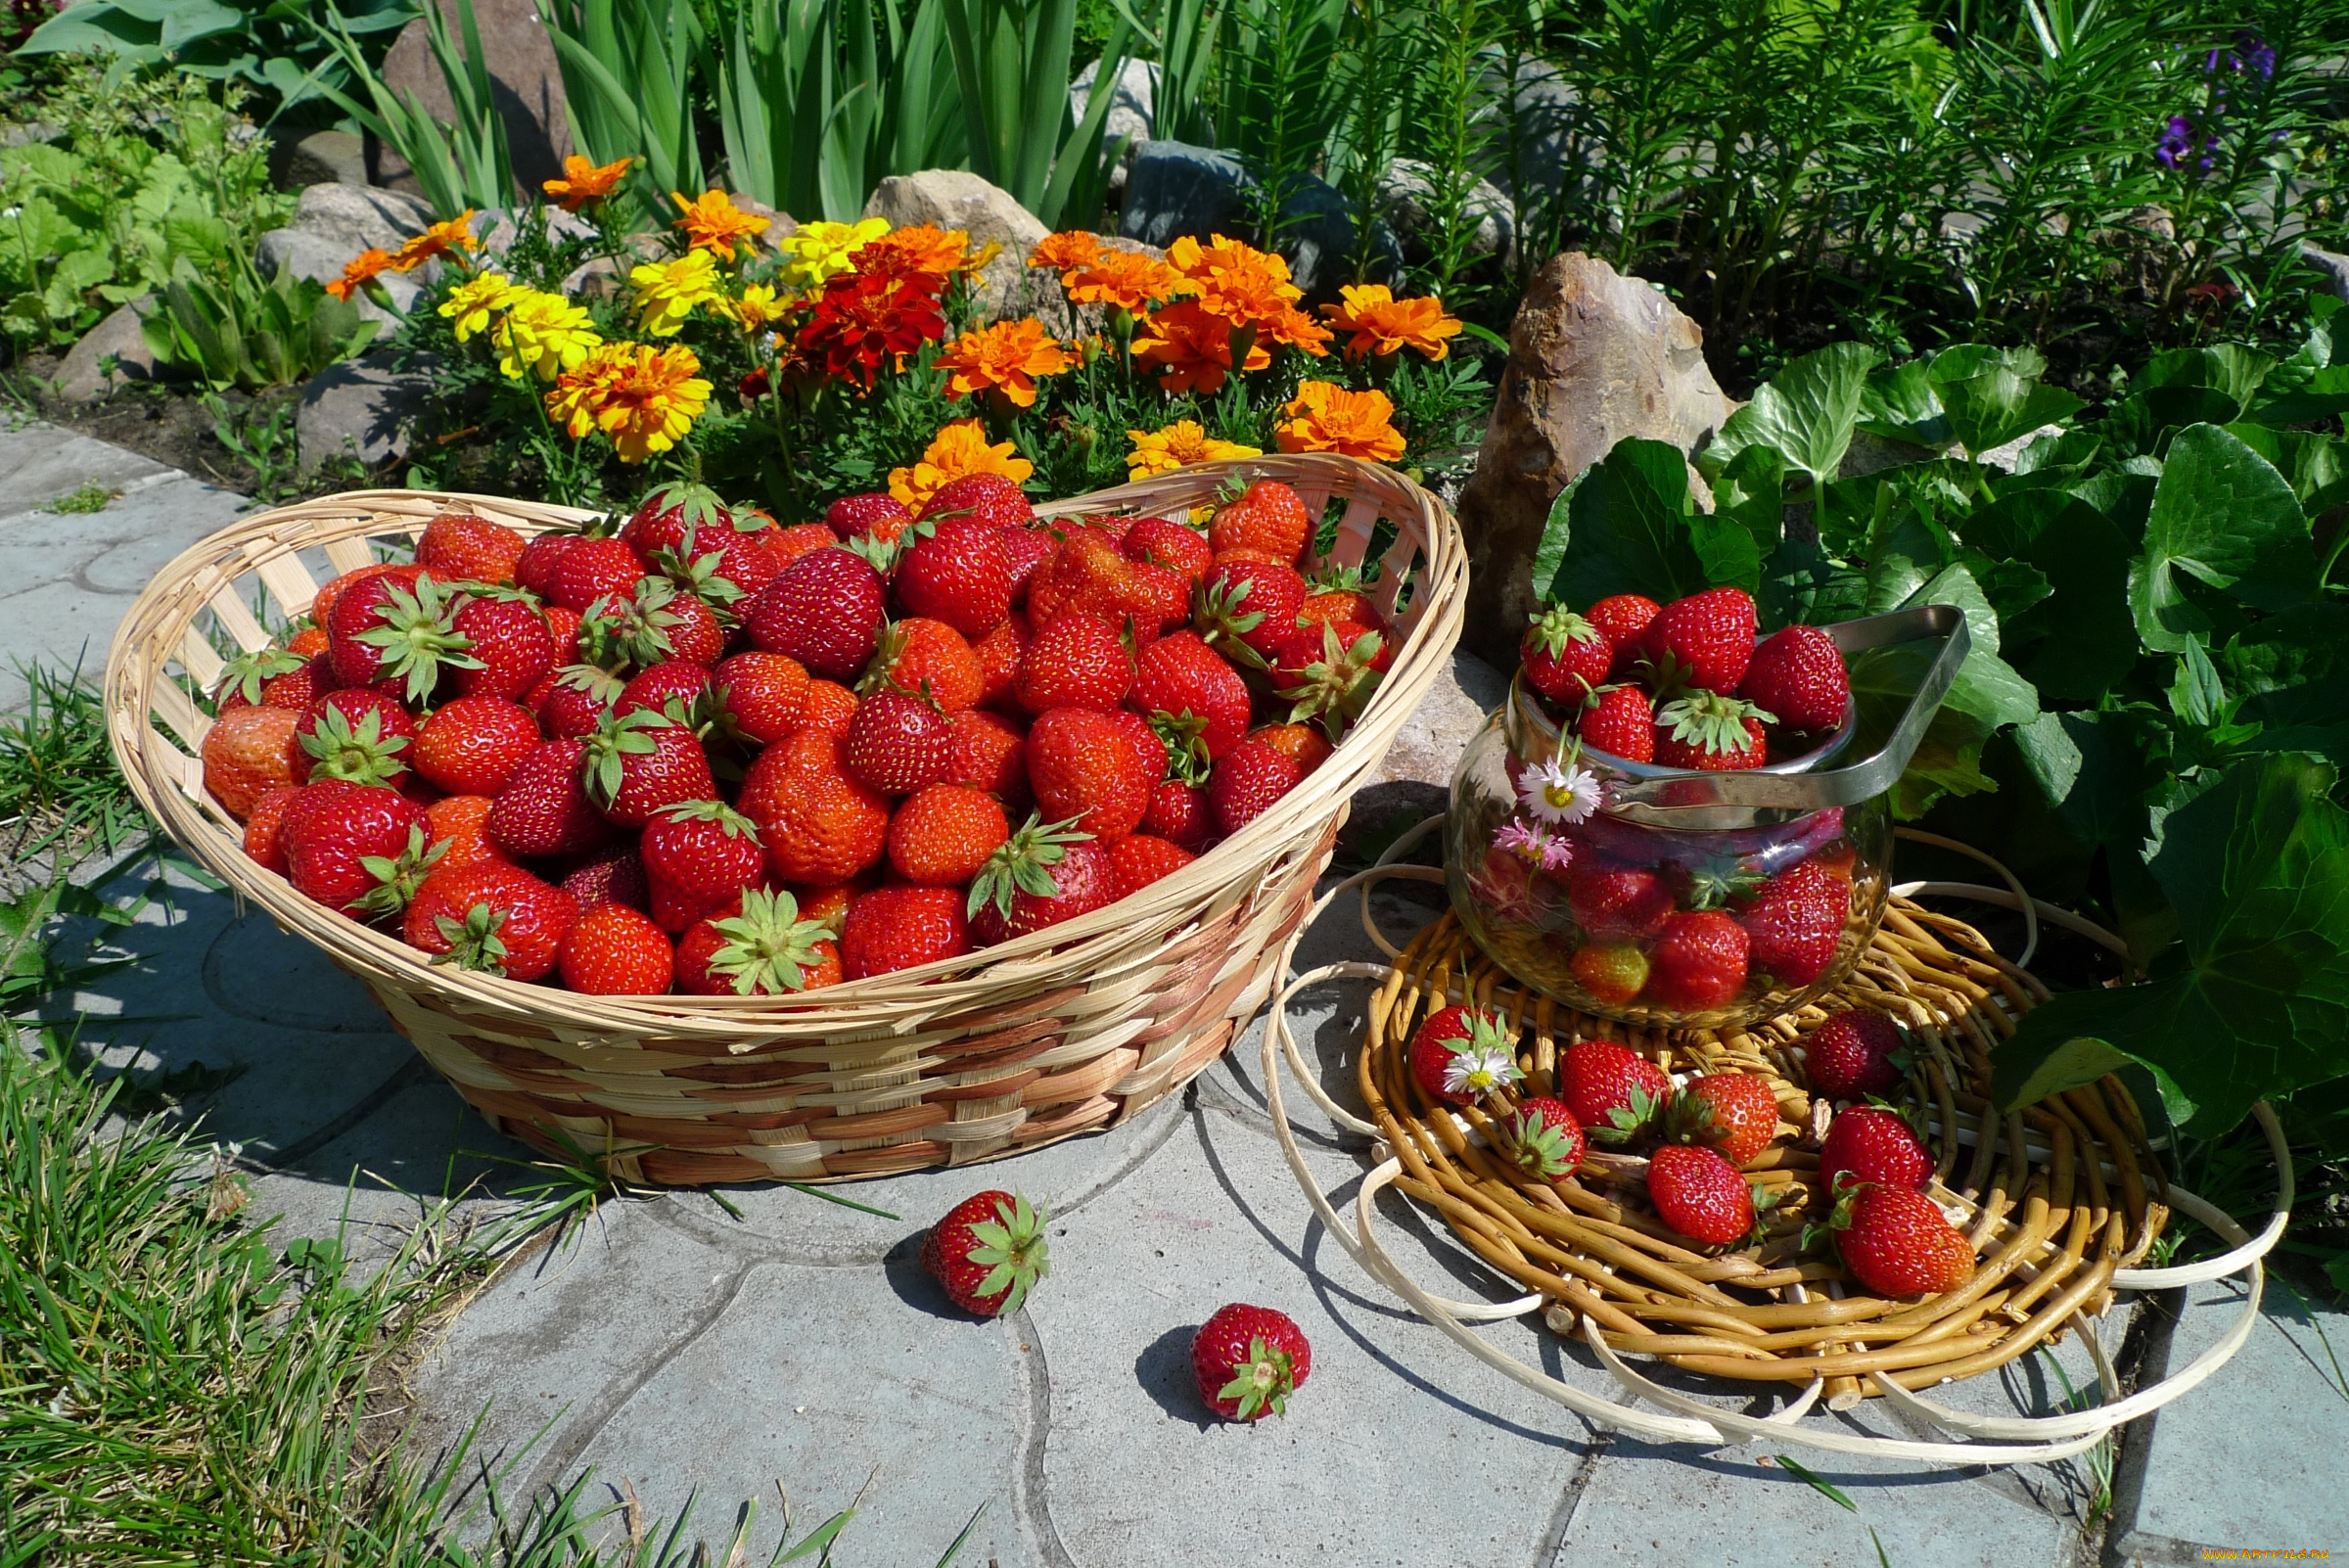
[889,418,1034,512]
[1321,284,1463,361]
[671,189,771,260]
[543,154,632,210]
[545,342,712,464]
[1064,250,1185,313]
[852,224,970,284]
[799,271,948,389]
[389,210,480,273]
[1029,230,1102,274]
[935,317,1074,408]
[327,248,393,301]
[1258,303,1334,356]
[1166,233,1301,324]
[1275,380,1406,463]
[1130,300,1268,395]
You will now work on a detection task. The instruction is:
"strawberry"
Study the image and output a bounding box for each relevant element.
[1654,691,1772,771]
[843,688,955,796]
[1828,1184,1972,1297]
[923,1190,1049,1316]
[1522,605,1611,706]
[582,710,714,826]
[972,612,1027,708]
[1131,631,1251,771]
[798,680,858,738]
[1207,740,1303,837]
[787,880,863,937]
[1026,708,1156,842]
[486,738,614,857]
[203,705,301,818]
[1208,478,1311,563]
[422,794,506,879]
[738,729,890,884]
[280,779,437,917]
[580,576,724,670]
[405,862,577,981]
[1193,557,1305,666]
[969,825,1115,944]
[1570,942,1650,1006]
[617,660,714,721]
[541,603,583,665]
[558,847,649,912]
[1123,515,1213,583]
[1735,860,1848,986]
[618,481,735,566]
[449,591,557,701]
[285,623,330,660]
[745,548,886,680]
[1645,910,1749,1012]
[1250,722,1334,774]
[1558,1039,1670,1142]
[1804,1009,1907,1100]
[1014,613,1132,714]
[1819,1105,1931,1195]
[1576,684,1655,762]
[1025,526,1140,629]
[1406,1005,1524,1107]
[214,644,320,711]
[675,888,842,993]
[1635,586,1757,694]
[1191,1303,1310,1421]
[1667,1073,1780,1165]
[710,651,807,745]
[1646,1143,1757,1246]
[920,473,1034,530]
[864,618,985,715]
[1143,778,1212,851]
[1125,560,1190,637]
[1501,1096,1588,1183]
[329,570,482,703]
[241,785,299,871]
[417,511,526,584]
[842,884,971,978]
[1585,593,1661,655]
[641,799,765,932]
[764,521,839,573]
[1566,862,1672,941]
[412,696,538,797]
[559,902,674,994]
[824,490,911,541]
[294,690,416,788]
[1739,623,1848,735]
[1001,527,1054,605]
[649,520,780,618]
[1297,565,1382,634]
[1272,620,1386,739]
[537,665,623,740]
[888,784,1010,886]
[547,535,645,613]
[949,709,1031,810]
[897,515,1014,638]
[512,531,577,599]
[1107,833,1195,898]
[310,562,403,628]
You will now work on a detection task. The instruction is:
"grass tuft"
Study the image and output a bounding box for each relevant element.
[0,660,147,865]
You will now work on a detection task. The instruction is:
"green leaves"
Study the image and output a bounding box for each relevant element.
[2128,424,2313,653]
[1701,342,1881,492]
[1926,344,2082,457]
[1532,438,1758,607]
[1995,755,2349,1133]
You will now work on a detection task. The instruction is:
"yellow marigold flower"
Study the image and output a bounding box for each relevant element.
[629,250,723,337]
[328,248,394,302]
[852,223,969,281]
[389,209,480,272]
[545,342,712,463]
[776,217,890,289]
[1029,230,1102,275]
[1124,419,1263,479]
[1064,250,1185,313]
[724,282,788,334]
[888,417,1034,513]
[1275,379,1406,463]
[934,317,1074,408]
[671,189,770,260]
[1130,300,1267,395]
[1321,284,1463,361]
[438,272,522,342]
[543,154,632,210]
[494,289,601,381]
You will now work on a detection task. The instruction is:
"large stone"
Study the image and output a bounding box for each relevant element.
[1345,647,1505,846]
[1476,54,1589,205]
[297,352,434,474]
[255,228,423,329]
[1071,57,1159,194]
[862,169,1050,322]
[2305,240,2349,302]
[52,300,162,403]
[283,182,438,258]
[367,0,572,196]
[466,204,599,259]
[1453,252,1736,669]
[271,127,367,189]
[1118,139,1395,299]
[1377,157,1517,273]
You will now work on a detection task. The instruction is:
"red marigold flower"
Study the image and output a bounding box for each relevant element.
[798,271,948,388]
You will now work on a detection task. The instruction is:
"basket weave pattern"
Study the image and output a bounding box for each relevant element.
[106,455,1462,1183]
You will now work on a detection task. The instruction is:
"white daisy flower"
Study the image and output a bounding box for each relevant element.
[1517,757,1605,825]
[1441,1036,1524,1099]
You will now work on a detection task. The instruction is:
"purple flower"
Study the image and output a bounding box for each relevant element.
[2234,28,2276,79]
[2155,115,2194,169]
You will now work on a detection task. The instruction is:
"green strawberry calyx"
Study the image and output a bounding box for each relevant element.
[578,579,685,671]
[1190,573,1270,670]
[1437,1009,1525,1101]
[217,644,306,706]
[581,708,674,807]
[705,887,833,994]
[1149,709,1215,787]
[1657,690,1775,758]
[1526,603,1604,659]
[1218,1334,1298,1420]
[1589,1082,1664,1146]
[355,824,446,919]
[656,797,761,841]
[960,1191,1051,1316]
[649,538,750,614]
[638,481,732,537]
[1277,621,1385,740]
[432,900,511,975]
[1508,1106,1583,1180]
[350,576,484,704]
[968,813,1092,921]
[299,704,411,788]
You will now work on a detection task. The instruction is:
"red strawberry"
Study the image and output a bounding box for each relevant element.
[1646,1143,1756,1246]
[1106,833,1196,898]
[404,862,577,981]
[1191,1303,1310,1421]
[617,660,714,721]
[1208,478,1311,563]
[1645,910,1749,1012]
[548,535,645,614]
[1123,515,1213,583]
[1001,527,1054,605]
[923,1190,1049,1316]
[416,511,526,583]
[745,548,886,680]
[638,494,779,608]
[1570,941,1649,1006]
[1014,613,1132,714]
[1739,623,1849,735]
[1024,526,1140,629]
[842,884,971,978]
[1819,1105,1932,1196]
[972,611,1027,708]
[640,799,765,933]
[294,690,416,788]
[1805,1009,1907,1101]
[1130,630,1249,769]
[241,784,299,871]
[620,481,734,559]
[1735,860,1849,986]
[738,730,890,885]
[1143,778,1212,851]
[1126,560,1190,637]
[310,562,402,628]
[537,665,623,740]
[1635,586,1758,694]
[1566,862,1672,941]
[542,603,583,664]
[1194,557,1305,666]
[581,710,714,826]
[1271,620,1386,740]
[449,591,557,701]
[280,780,436,917]
[487,738,614,857]
[864,618,984,715]
[949,708,1031,810]
[1558,1039,1671,1142]
[968,824,1115,944]
[513,531,577,599]
[887,784,1010,887]
[1667,1073,1781,1165]
[843,688,955,796]
[1830,1185,1973,1297]
[1653,691,1771,770]
[559,902,674,994]
[580,577,724,670]
[920,473,1034,530]
[422,794,506,879]
[675,887,843,993]
[328,570,481,703]
[1522,605,1611,706]
[1297,567,1383,635]
[412,696,538,797]
[1502,1096,1588,1183]
[1586,593,1661,653]
[897,515,1014,638]
[710,651,808,745]
[798,677,853,740]
[762,521,838,573]
[824,490,911,541]
[1026,709,1156,842]
[1406,1005,1523,1107]
[1207,740,1303,837]
[559,847,650,912]
[1576,684,1655,762]
[214,643,323,711]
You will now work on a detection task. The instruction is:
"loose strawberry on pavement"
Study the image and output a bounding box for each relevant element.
[416,511,527,583]
[1406,1004,1524,1108]
[1013,613,1132,714]
[842,884,971,978]
[896,514,1014,639]
[738,729,890,885]
[582,709,716,826]
[1570,941,1649,1006]
[843,687,956,796]
[203,705,301,818]
[1646,1143,1759,1246]
[406,863,578,982]
[675,887,843,993]
[1819,1104,1932,1196]
[1666,1073,1781,1165]
[1501,1096,1588,1184]
[559,902,675,995]
[1027,708,1156,843]
[888,784,1010,886]
[1208,477,1312,563]
[1566,861,1672,941]
[1576,684,1655,762]
[1191,1303,1311,1421]
[745,547,886,680]
[1653,690,1773,770]
[1826,1183,1973,1297]
[411,696,538,797]
[487,738,615,858]
[1736,859,1848,986]
[641,799,765,933]
[1634,586,1759,695]
[1558,1039,1671,1143]
[924,1190,1050,1317]
[1207,739,1302,837]
[1644,910,1750,1012]
[1522,604,1612,706]
[1804,1008,1907,1100]
[1740,623,1850,736]
[1107,833,1196,898]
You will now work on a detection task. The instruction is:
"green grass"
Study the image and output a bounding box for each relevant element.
[44,482,115,515]
[0,661,147,863]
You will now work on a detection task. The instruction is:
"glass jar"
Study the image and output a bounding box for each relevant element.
[1444,608,1968,1032]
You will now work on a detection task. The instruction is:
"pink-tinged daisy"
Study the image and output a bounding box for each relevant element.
[1494,818,1574,873]
[1518,757,1604,825]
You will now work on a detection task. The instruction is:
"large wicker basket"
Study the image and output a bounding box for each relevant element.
[106,454,1463,1184]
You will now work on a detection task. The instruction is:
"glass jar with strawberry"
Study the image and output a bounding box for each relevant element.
[1444,592,1969,1030]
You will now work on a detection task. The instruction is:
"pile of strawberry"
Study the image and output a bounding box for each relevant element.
[197,474,1392,994]
[1409,1003,1978,1298]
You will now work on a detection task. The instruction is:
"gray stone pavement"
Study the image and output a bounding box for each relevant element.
[16,423,2346,1564]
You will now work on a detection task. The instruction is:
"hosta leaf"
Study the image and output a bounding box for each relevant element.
[2128,424,2313,653]
[1700,342,1881,487]
[1533,438,1757,606]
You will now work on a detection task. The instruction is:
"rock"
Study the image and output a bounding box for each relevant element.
[1476,55,1588,205]
[725,192,796,244]
[1071,57,1159,191]
[1345,647,1507,845]
[368,0,572,195]
[466,205,599,258]
[285,183,438,258]
[297,353,435,474]
[0,120,56,148]
[1118,140,1396,299]
[1376,158,1516,273]
[1453,251,1737,670]
[52,300,161,403]
[2305,241,2349,302]
[272,128,367,189]
[861,170,1050,321]
[255,229,421,327]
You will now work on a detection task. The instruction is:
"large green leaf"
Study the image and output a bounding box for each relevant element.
[1699,342,1881,488]
[2127,424,2313,653]
[1994,754,2349,1133]
[1533,438,1758,607]
[1959,487,2137,703]
[1851,561,2038,816]
[1927,343,2083,456]
[1856,357,1951,448]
